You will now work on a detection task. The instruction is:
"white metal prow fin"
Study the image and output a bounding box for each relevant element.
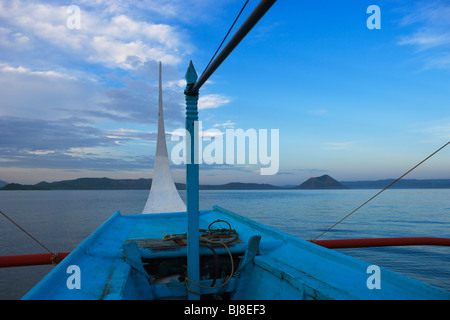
[142,62,186,214]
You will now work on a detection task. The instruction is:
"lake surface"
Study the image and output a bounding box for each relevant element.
[0,189,449,299]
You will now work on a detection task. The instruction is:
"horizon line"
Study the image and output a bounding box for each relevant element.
[2,174,450,187]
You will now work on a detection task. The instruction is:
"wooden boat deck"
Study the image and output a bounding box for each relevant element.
[22,206,450,300]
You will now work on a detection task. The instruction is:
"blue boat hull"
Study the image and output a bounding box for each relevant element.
[23,206,450,300]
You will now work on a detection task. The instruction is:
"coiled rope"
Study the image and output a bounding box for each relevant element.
[163,219,238,295]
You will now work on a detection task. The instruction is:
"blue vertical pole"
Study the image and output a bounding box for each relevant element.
[184,61,200,300]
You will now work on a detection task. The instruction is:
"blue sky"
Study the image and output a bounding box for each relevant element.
[0,0,449,185]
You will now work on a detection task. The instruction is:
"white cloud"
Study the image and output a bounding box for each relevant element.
[105,128,157,142]
[0,63,77,80]
[198,94,231,110]
[0,28,31,47]
[398,34,450,49]
[399,2,450,28]
[24,149,56,156]
[166,79,186,88]
[214,120,236,129]
[201,130,225,138]
[0,62,103,119]
[83,13,186,68]
[0,0,189,69]
[421,123,450,141]
[397,1,450,69]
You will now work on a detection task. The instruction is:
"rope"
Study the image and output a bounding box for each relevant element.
[314,140,450,241]
[163,219,238,295]
[0,209,55,256]
[185,241,235,296]
[164,219,239,246]
[201,0,250,78]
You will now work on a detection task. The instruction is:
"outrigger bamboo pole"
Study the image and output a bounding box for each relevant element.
[310,237,450,249]
[1,238,449,268]
[0,252,70,268]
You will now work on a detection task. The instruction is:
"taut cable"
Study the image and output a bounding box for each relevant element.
[314,141,450,241]
[0,209,54,255]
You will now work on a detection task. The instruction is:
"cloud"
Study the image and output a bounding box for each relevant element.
[199,94,231,110]
[1,149,154,171]
[0,117,154,171]
[0,59,187,127]
[399,1,450,28]
[398,34,450,50]
[0,0,189,69]
[397,1,450,69]
[0,0,235,180]
[0,63,77,80]
[213,120,236,129]
[0,62,103,120]
[0,117,111,151]
[0,0,194,126]
[105,128,158,144]
[96,71,186,125]
[420,122,450,142]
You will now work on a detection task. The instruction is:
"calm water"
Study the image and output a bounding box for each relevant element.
[0,189,449,299]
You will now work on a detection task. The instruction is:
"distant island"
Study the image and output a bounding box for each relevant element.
[1,175,450,190]
[295,175,347,189]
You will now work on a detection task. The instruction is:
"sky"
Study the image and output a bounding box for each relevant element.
[0,0,449,186]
